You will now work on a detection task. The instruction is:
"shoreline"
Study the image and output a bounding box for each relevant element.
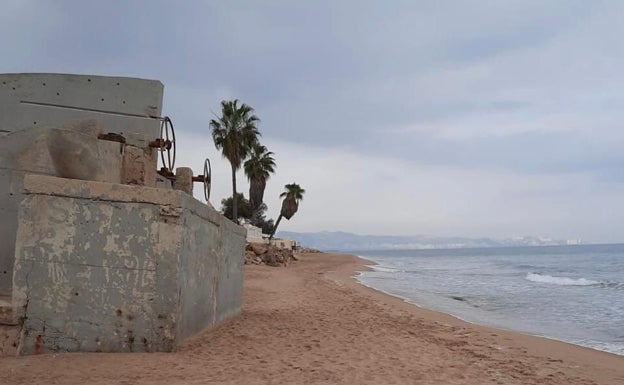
[1,251,622,384]
[321,253,623,384]
[351,255,623,357]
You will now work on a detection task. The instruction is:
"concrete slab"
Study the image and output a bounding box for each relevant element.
[0,74,163,147]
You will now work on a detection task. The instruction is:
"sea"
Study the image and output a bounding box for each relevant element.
[353,244,624,356]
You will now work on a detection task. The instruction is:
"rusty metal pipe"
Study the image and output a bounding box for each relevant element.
[149,138,166,148]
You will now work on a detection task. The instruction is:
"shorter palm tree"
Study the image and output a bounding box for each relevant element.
[269,183,305,241]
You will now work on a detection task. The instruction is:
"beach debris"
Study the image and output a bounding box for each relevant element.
[245,243,295,267]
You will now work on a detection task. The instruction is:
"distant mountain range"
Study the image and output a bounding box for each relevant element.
[276,231,579,251]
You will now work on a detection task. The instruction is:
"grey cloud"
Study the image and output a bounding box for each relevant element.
[362,128,624,179]
[2,1,624,241]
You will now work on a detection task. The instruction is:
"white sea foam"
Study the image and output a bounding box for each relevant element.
[369,265,400,273]
[525,273,599,286]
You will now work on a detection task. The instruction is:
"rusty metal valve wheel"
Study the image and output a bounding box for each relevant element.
[159,116,176,172]
[203,158,212,202]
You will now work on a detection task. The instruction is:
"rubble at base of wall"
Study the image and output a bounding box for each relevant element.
[244,243,297,267]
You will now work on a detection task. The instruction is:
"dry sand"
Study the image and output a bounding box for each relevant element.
[1,252,622,384]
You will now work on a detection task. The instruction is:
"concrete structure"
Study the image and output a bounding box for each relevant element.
[1,74,163,297]
[4,175,245,354]
[0,74,244,355]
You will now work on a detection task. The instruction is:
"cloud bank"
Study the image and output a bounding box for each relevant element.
[3,1,624,242]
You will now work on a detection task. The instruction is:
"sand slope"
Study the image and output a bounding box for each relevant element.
[1,252,622,384]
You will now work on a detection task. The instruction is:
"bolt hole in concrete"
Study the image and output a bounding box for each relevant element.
[116,82,120,86]
[33,122,37,125]
[74,292,79,296]
[87,78,91,82]
[56,92,60,96]
[122,101,126,104]
[42,83,46,86]
[101,98,105,101]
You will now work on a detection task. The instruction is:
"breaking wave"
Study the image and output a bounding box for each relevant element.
[525,273,598,286]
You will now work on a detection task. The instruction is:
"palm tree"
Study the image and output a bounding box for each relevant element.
[244,143,276,224]
[210,100,260,223]
[269,183,305,241]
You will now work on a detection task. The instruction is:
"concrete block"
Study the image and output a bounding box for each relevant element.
[0,73,163,148]
[47,128,122,183]
[10,175,245,354]
[122,145,156,187]
[173,167,193,195]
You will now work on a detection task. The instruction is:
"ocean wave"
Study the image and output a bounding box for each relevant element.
[525,273,599,286]
[369,265,401,273]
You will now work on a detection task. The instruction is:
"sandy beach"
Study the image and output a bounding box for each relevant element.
[1,252,622,384]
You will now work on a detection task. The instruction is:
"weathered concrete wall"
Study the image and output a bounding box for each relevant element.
[0,73,163,147]
[174,194,244,340]
[10,174,245,354]
[0,74,164,296]
[0,126,65,295]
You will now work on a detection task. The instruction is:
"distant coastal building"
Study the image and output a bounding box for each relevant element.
[270,238,301,251]
[272,238,293,249]
[243,223,267,244]
[241,222,299,249]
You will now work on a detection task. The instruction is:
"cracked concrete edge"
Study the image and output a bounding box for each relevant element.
[20,174,238,235]
[22,174,182,206]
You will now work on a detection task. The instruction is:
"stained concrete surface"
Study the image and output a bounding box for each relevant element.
[1,73,164,296]
[1,74,240,356]
[10,174,245,354]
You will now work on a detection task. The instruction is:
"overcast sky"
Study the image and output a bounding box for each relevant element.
[3,1,624,242]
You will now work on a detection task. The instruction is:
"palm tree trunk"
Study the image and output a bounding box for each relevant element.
[269,214,283,241]
[231,164,238,223]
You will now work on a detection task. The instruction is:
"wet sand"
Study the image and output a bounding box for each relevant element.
[1,252,622,384]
